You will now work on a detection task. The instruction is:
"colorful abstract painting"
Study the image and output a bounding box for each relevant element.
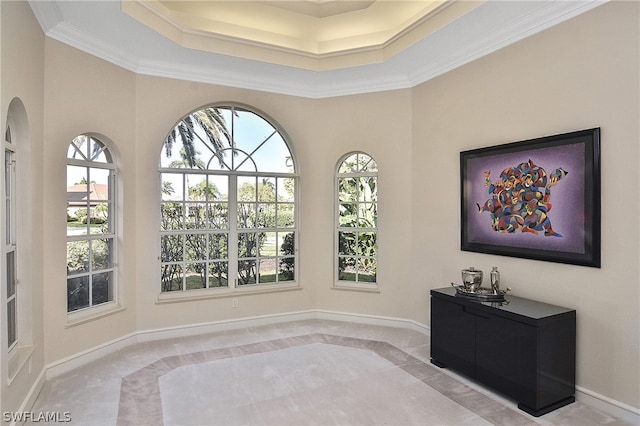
[460,129,600,267]
[478,159,568,237]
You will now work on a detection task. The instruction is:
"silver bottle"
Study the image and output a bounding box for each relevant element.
[490,266,500,295]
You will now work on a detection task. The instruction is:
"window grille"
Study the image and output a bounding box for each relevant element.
[160,105,297,292]
[336,152,378,285]
[66,135,116,312]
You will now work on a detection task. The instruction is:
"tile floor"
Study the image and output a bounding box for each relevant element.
[28,320,632,425]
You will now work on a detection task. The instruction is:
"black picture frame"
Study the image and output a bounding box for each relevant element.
[460,128,601,267]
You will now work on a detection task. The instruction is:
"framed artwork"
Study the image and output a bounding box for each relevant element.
[460,128,601,267]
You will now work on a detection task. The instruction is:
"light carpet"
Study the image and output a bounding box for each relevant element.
[28,320,630,426]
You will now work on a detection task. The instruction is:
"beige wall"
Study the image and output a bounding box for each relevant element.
[42,38,138,363]
[1,0,638,416]
[312,92,414,317]
[1,0,45,416]
[132,76,317,330]
[130,77,412,331]
[412,1,639,408]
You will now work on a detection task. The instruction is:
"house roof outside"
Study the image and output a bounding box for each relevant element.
[67,183,109,207]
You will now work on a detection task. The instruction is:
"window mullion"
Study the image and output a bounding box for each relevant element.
[228,175,238,289]
[110,171,116,235]
[181,176,187,291]
[85,166,92,236]
[7,150,16,247]
[88,240,94,307]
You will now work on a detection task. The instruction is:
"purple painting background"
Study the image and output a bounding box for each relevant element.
[465,142,586,254]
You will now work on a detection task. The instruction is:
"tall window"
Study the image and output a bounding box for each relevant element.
[66,135,116,312]
[336,152,378,285]
[160,105,297,292]
[5,123,17,348]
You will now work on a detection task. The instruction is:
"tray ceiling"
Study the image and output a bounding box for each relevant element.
[121,0,477,70]
[27,0,605,98]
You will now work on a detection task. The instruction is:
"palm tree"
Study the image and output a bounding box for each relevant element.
[188,180,220,201]
[164,107,234,168]
[169,147,206,169]
[161,180,175,196]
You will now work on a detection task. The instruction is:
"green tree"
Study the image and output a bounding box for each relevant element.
[169,147,206,169]
[165,107,234,168]
[162,180,175,196]
[188,180,220,201]
[75,208,88,224]
[236,181,284,284]
[237,181,277,228]
[160,178,225,291]
[280,232,295,280]
[165,147,221,288]
[338,175,377,281]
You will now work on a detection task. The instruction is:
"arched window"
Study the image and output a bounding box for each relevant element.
[66,135,117,313]
[160,104,297,293]
[5,120,17,348]
[336,152,378,287]
[4,99,36,378]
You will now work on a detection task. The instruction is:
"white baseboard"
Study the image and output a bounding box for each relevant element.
[43,309,424,379]
[28,310,637,425]
[576,385,640,425]
[45,332,138,380]
[11,368,46,426]
[315,309,430,335]
[135,310,317,343]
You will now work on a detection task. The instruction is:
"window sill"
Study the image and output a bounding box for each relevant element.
[66,302,126,328]
[8,344,36,385]
[156,282,302,304]
[332,282,380,293]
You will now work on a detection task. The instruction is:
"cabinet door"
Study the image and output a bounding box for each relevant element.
[538,316,576,410]
[430,296,475,378]
[474,310,537,407]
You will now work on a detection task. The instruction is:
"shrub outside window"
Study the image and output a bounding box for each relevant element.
[160,105,297,293]
[336,152,378,285]
[66,136,116,313]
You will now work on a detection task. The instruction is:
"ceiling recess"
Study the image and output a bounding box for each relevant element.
[121,0,481,71]
[28,0,607,98]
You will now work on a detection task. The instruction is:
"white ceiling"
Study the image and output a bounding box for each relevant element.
[120,0,478,71]
[28,0,605,99]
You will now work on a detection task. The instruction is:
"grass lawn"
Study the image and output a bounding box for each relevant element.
[184,271,293,289]
[338,272,376,283]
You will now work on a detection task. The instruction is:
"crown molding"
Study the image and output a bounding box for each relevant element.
[120,0,479,72]
[27,0,62,34]
[405,0,608,87]
[28,0,607,99]
[46,21,143,72]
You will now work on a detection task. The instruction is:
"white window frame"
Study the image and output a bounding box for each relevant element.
[4,102,38,383]
[66,135,119,322]
[5,123,17,351]
[334,152,378,291]
[158,105,298,302]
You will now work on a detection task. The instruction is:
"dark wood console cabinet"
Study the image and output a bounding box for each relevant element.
[430,287,576,417]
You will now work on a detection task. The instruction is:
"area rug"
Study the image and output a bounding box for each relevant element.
[117,333,533,425]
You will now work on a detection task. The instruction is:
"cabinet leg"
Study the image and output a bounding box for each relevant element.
[430,359,447,368]
[518,396,575,417]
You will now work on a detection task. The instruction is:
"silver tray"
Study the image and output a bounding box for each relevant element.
[451,284,507,302]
